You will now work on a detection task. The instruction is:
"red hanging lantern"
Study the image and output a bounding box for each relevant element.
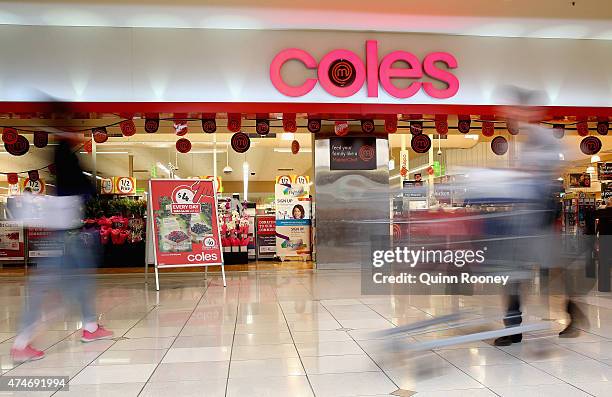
[435,114,448,135]
[93,127,108,143]
[201,113,216,133]
[384,116,397,134]
[231,132,250,153]
[580,136,602,155]
[597,117,609,135]
[576,117,589,137]
[410,121,423,135]
[7,173,18,185]
[5,135,30,156]
[33,131,48,148]
[28,170,39,182]
[119,119,136,137]
[2,127,18,145]
[458,115,471,134]
[361,119,375,134]
[144,114,159,133]
[481,115,495,137]
[256,119,270,136]
[334,121,349,136]
[176,138,192,153]
[283,113,297,132]
[227,114,242,132]
[173,113,189,135]
[291,140,300,154]
[507,119,520,135]
[491,136,509,155]
[553,124,565,139]
[307,118,321,133]
[411,134,431,153]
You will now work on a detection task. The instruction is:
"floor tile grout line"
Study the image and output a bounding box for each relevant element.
[320,303,401,392]
[274,280,318,397]
[430,349,501,396]
[135,276,212,397]
[224,274,239,397]
[46,287,161,396]
[491,342,598,396]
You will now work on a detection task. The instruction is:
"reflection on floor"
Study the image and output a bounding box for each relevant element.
[0,270,611,396]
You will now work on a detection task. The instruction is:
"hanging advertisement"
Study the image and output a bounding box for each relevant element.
[100,178,114,194]
[27,227,64,258]
[22,178,45,195]
[8,183,20,196]
[256,215,276,259]
[275,182,311,258]
[148,179,226,288]
[114,177,136,195]
[0,221,25,261]
[329,137,377,170]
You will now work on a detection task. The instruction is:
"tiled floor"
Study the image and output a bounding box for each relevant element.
[0,270,611,396]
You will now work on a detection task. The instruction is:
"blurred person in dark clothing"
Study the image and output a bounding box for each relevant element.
[11,131,113,363]
[596,199,612,292]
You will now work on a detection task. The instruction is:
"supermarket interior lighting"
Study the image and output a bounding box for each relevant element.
[156,162,171,175]
[281,133,295,141]
[464,134,479,140]
[82,171,103,180]
[591,155,601,163]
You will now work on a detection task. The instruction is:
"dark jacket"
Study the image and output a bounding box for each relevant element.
[54,140,96,198]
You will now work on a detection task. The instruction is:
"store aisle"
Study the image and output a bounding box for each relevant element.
[0,270,611,396]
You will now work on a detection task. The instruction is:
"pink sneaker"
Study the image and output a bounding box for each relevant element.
[81,326,114,343]
[11,345,45,363]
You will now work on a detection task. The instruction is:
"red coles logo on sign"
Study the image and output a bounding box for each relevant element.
[334,121,349,136]
[270,40,459,99]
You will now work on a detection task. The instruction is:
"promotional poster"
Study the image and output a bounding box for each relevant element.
[0,221,25,261]
[275,182,311,258]
[149,179,222,268]
[256,215,276,259]
[27,226,64,258]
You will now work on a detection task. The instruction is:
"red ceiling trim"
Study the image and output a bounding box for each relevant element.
[1,102,612,118]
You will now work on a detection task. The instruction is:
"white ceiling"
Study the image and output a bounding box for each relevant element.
[2,0,612,39]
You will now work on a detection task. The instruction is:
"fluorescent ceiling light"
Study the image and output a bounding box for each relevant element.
[281,133,294,141]
[388,159,395,171]
[243,161,249,201]
[557,177,564,181]
[82,171,103,180]
[464,134,479,140]
[156,162,170,175]
[591,155,601,163]
[273,148,311,153]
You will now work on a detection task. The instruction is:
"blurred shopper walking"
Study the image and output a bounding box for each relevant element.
[10,129,113,363]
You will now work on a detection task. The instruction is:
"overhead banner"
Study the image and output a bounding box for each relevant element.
[0,221,25,261]
[148,179,226,288]
[275,182,311,258]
